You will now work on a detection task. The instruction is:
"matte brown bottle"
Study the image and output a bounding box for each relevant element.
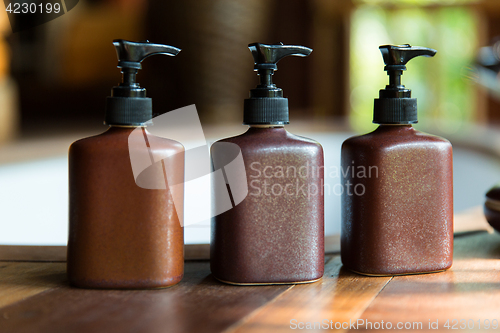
[341,44,453,276]
[68,126,184,288]
[67,40,184,289]
[210,43,324,285]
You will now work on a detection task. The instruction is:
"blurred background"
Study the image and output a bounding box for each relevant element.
[2,0,500,245]
[2,0,498,135]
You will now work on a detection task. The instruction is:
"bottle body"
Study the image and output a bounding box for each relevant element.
[210,127,324,285]
[67,126,184,289]
[341,125,453,276]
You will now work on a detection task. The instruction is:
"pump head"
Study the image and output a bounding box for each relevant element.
[244,43,312,125]
[105,40,180,126]
[248,43,312,98]
[111,39,180,98]
[373,44,436,124]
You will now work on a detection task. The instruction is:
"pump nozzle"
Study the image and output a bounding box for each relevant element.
[112,40,180,98]
[249,43,312,70]
[248,43,312,98]
[373,44,436,125]
[243,43,312,125]
[379,44,436,98]
[380,44,436,69]
[113,39,181,70]
[105,39,181,126]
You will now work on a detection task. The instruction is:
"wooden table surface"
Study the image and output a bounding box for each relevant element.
[0,229,499,332]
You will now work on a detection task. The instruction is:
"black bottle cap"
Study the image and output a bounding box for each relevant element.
[243,43,312,125]
[373,44,436,125]
[105,40,180,126]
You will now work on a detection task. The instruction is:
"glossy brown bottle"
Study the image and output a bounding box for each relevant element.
[67,40,184,289]
[341,44,453,276]
[210,43,324,285]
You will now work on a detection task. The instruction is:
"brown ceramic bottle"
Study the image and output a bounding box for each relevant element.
[67,40,184,289]
[341,45,453,276]
[210,43,324,285]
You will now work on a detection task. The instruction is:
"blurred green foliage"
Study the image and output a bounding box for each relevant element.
[350,3,478,133]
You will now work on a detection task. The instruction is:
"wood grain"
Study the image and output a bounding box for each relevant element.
[229,256,392,333]
[184,244,210,260]
[0,245,66,262]
[0,261,291,333]
[0,262,66,308]
[0,213,499,332]
[350,232,500,332]
[0,244,211,262]
[0,238,338,263]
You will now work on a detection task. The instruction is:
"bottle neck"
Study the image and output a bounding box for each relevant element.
[249,124,285,128]
[109,124,146,128]
[378,124,413,127]
[375,124,415,134]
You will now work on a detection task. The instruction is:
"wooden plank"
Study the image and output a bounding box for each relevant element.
[228,256,392,333]
[184,244,210,260]
[351,232,500,332]
[0,245,66,262]
[0,244,211,262]
[0,262,66,308]
[0,210,497,332]
[0,238,339,262]
[0,261,292,333]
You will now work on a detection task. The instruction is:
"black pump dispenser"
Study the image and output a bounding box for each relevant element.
[105,39,180,126]
[243,43,312,125]
[373,44,436,124]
